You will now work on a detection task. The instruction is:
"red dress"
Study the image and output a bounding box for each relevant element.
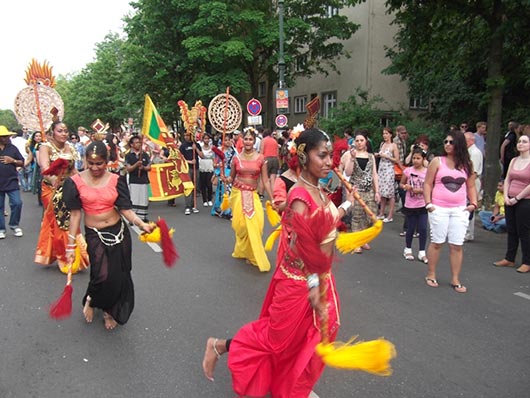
[228,186,340,397]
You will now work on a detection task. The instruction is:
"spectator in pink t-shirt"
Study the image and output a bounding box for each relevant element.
[399,148,428,263]
[423,131,478,293]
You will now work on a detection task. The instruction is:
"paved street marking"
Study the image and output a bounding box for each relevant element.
[309,391,320,398]
[130,225,162,252]
[514,292,530,301]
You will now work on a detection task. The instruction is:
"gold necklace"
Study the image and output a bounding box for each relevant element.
[300,174,325,201]
[242,150,254,160]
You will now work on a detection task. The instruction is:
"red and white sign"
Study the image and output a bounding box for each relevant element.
[246,98,262,116]
[275,114,288,128]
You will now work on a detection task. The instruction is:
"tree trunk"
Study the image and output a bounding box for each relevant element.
[483,0,504,206]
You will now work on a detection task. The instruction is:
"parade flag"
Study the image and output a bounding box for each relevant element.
[141,94,194,200]
[148,160,194,201]
[142,94,173,148]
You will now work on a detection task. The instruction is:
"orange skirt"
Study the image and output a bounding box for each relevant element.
[34,183,89,274]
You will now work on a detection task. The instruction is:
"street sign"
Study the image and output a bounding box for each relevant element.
[276,89,289,110]
[247,115,262,126]
[246,98,262,116]
[275,114,288,128]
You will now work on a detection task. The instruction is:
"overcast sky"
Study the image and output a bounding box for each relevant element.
[0,0,133,111]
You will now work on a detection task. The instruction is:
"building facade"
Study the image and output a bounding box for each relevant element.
[259,1,418,129]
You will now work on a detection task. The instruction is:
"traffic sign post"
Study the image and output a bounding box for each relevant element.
[246,98,262,116]
[275,114,288,128]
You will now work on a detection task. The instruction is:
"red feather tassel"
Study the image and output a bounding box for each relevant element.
[49,284,73,319]
[332,137,349,169]
[211,145,225,160]
[156,219,179,267]
[42,158,70,176]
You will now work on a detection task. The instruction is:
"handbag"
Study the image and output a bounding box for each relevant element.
[394,163,403,181]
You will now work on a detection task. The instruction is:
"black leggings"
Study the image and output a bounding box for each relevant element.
[199,171,213,202]
[504,199,530,264]
[405,210,428,250]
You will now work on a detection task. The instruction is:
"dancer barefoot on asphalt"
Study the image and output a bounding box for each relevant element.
[203,128,355,397]
[63,141,154,329]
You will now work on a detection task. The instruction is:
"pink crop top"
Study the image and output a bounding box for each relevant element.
[432,156,469,207]
[71,173,119,215]
[232,155,264,180]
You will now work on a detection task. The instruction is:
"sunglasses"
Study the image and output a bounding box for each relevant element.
[443,140,454,145]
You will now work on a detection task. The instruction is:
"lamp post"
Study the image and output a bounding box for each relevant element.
[278,0,285,89]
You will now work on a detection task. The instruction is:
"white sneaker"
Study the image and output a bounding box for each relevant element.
[203,202,208,207]
[0,231,5,239]
[184,208,191,215]
[208,201,213,206]
[192,208,199,213]
[12,227,23,237]
[383,217,393,223]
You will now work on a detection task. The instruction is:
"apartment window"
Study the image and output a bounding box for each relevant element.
[409,96,429,110]
[326,6,339,17]
[296,55,307,72]
[294,96,307,114]
[322,91,337,118]
[258,82,266,98]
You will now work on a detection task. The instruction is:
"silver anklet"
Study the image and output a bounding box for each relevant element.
[212,338,221,359]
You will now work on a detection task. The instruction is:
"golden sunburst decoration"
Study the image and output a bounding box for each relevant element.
[24,59,56,87]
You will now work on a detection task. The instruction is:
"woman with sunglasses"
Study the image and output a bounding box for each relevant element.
[423,131,477,293]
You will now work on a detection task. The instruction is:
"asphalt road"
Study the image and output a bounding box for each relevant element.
[0,190,529,398]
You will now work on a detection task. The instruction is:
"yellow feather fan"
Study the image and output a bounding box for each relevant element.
[265,225,282,251]
[265,200,281,227]
[316,336,396,376]
[335,220,383,254]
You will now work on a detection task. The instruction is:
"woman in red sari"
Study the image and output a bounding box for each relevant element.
[34,121,89,273]
[202,128,354,397]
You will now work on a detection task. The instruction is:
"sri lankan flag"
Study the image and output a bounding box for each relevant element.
[142,94,194,200]
[142,94,174,147]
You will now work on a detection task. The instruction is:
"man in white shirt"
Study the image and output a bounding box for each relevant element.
[465,132,484,241]
[474,121,487,157]
[10,130,30,191]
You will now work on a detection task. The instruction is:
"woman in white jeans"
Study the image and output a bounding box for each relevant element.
[423,131,477,293]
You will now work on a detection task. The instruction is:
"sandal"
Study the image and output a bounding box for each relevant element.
[425,277,438,288]
[451,284,467,293]
[418,255,429,264]
[403,250,414,261]
[353,248,363,254]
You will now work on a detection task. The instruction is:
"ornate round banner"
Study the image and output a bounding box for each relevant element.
[14,85,64,131]
[208,93,242,134]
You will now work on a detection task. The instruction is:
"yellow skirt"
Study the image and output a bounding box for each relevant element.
[230,187,271,272]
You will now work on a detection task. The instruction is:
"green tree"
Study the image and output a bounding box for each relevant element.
[0,110,21,131]
[57,33,130,130]
[382,0,530,201]
[123,0,360,128]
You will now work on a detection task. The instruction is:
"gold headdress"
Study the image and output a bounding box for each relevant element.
[91,118,110,141]
[178,100,207,137]
[304,96,321,129]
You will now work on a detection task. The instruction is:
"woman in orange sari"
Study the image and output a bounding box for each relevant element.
[34,121,89,273]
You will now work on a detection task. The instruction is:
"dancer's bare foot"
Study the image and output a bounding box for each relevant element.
[202,337,225,382]
[83,296,93,323]
[103,312,118,330]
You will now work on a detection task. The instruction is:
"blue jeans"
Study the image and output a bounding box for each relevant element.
[18,166,31,192]
[478,210,506,233]
[0,190,23,232]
